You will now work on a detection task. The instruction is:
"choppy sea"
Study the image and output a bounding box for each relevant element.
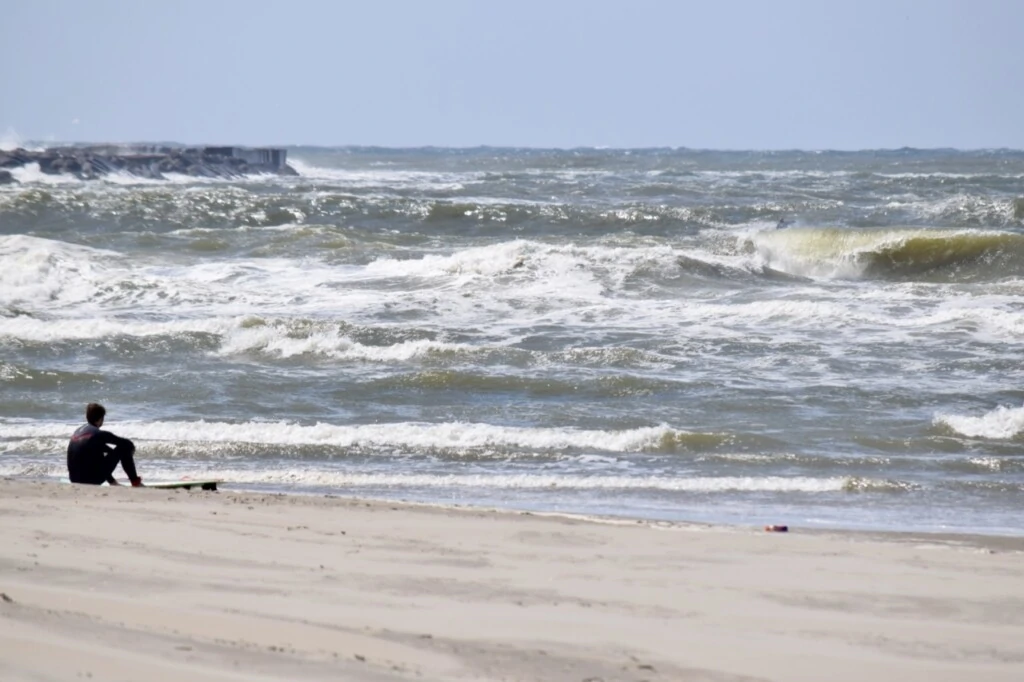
[3,146,1024,534]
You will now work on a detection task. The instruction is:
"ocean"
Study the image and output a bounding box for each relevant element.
[2,146,1023,534]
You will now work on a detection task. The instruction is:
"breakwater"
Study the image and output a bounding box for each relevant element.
[0,145,297,182]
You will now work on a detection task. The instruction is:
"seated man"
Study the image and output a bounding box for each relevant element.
[67,403,143,486]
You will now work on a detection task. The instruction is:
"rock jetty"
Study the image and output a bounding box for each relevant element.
[0,145,298,182]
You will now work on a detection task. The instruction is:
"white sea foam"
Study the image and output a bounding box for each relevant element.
[363,241,533,279]
[288,159,479,191]
[874,171,1024,180]
[8,163,84,186]
[978,308,1024,336]
[218,326,471,361]
[3,233,1020,356]
[895,195,1020,225]
[99,171,183,186]
[0,419,684,452]
[0,459,849,494]
[0,316,231,343]
[362,240,686,302]
[936,404,1024,440]
[0,235,120,307]
[0,235,341,314]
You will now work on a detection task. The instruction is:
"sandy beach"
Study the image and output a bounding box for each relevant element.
[1,480,1022,682]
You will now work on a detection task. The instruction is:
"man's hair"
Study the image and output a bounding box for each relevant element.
[85,403,106,426]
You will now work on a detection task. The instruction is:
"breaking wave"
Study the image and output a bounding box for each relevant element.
[0,418,715,455]
[746,227,1024,281]
[935,404,1024,440]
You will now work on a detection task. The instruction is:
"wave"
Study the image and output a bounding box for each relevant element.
[0,180,779,237]
[4,251,1021,356]
[879,195,1024,228]
[220,325,512,363]
[287,159,480,192]
[935,404,1024,440]
[0,459,893,495]
[0,314,228,344]
[0,234,122,308]
[3,185,1013,254]
[0,234,369,316]
[5,231,1024,361]
[746,227,1024,281]
[0,418,717,455]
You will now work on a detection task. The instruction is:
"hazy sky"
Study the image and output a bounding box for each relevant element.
[2,0,1022,149]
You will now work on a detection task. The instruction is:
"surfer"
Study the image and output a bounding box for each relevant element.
[776,217,791,230]
[67,403,144,486]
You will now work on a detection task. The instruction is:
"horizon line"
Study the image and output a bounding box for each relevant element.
[10,140,1024,155]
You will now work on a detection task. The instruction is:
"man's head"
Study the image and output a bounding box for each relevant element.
[86,402,106,427]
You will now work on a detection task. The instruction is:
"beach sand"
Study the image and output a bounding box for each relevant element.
[1,480,1022,681]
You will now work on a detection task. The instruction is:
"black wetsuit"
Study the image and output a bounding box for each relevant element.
[66,424,138,485]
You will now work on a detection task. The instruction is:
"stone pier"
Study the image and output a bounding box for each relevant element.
[0,145,298,182]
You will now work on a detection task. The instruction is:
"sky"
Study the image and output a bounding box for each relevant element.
[2,0,1023,150]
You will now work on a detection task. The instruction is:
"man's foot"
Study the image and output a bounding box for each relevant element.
[130,477,144,487]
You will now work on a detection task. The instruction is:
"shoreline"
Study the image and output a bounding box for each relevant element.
[3,479,1024,681]
[22,473,1024,544]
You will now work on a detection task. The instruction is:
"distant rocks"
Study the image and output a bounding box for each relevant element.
[0,145,298,182]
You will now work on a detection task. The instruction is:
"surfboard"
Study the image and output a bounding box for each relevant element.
[146,479,221,491]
